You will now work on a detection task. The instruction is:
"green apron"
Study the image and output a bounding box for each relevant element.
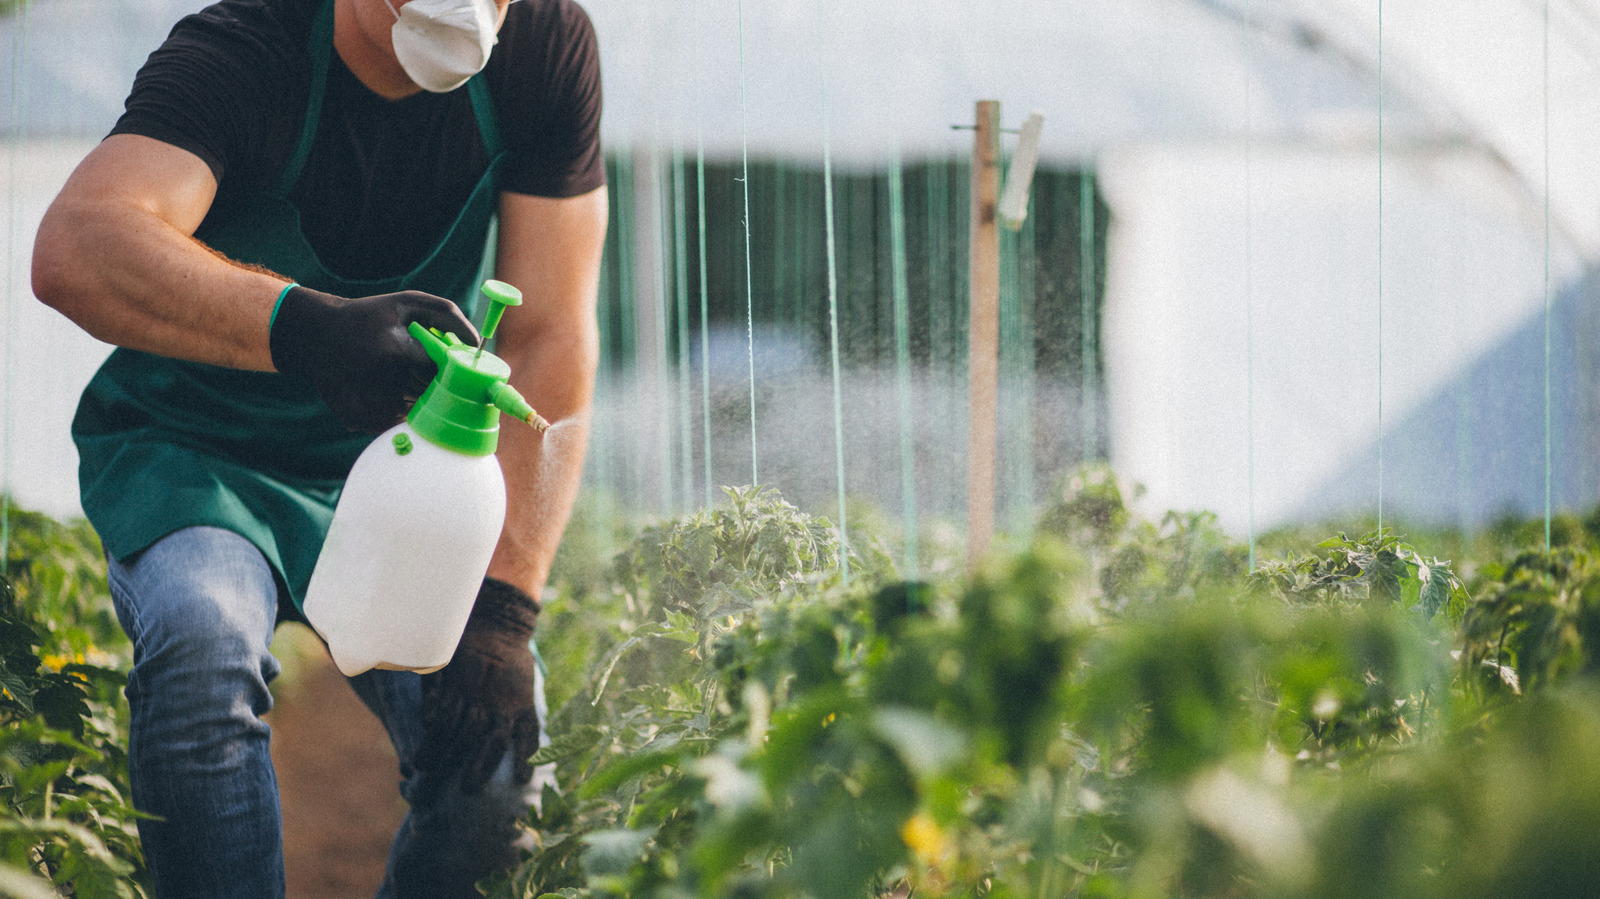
[72,0,506,609]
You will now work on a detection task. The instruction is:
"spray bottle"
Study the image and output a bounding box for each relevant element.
[302,280,548,676]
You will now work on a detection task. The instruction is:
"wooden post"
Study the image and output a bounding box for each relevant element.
[967,100,1001,568]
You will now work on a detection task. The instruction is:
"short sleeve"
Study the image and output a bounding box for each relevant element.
[492,0,606,198]
[108,0,311,196]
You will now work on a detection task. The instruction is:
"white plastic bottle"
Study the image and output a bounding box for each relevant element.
[302,281,546,676]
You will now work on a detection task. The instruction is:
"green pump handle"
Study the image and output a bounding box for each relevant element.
[401,282,549,456]
[477,279,522,349]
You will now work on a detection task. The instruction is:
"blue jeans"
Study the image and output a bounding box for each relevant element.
[106,526,552,899]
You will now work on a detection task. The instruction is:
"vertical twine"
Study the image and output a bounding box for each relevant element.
[820,0,849,580]
[1543,0,1553,552]
[613,154,640,499]
[736,0,759,486]
[1015,196,1038,536]
[1244,0,1256,570]
[672,155,694,511]
[694,0,713,507]
[1078,175,1097,463]
[2,0,29,566]
[1376,0,1386,535]
[889,156,918,578]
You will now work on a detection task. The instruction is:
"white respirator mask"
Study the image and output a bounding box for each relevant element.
[383,0,501,93]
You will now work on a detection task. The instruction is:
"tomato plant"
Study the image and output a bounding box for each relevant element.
[0,502,148,898]
[493,474,1600,899]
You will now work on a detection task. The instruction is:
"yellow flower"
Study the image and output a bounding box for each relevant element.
[41,651,89,678]
[901,812,953,866]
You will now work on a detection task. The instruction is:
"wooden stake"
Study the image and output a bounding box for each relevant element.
[967,100,1001,569]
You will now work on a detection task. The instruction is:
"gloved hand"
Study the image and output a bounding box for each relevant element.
[415,577,542,793]
[269,285,480,433]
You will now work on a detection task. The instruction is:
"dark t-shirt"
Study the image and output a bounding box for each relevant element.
[110,0,605,279]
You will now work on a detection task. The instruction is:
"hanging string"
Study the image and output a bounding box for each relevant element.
[1376,0,1386,535]
[1543,0,1552,552]
[928,165,955,520]
[819,0,850,581]
[889,155,918,578]
[694,0,713,508]
[613,154,641,499]
[934,164,953,521]
[1244,0,1256,570]
[1078,176,1096,464]
[673,156,694,512]
[593,163,617,502]
[1014,197,1038,537]
[2,0,29,567]
[773,167,786,327]
[736,0,759,486]
[646,149,673,511]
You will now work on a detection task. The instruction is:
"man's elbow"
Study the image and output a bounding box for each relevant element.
[31,201,88,317]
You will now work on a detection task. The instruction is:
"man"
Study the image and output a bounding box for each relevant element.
[29,0,607,892]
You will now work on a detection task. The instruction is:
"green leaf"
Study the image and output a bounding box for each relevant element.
[576,749,682,799]
[870,706,968,777]
[1418,562,1450,621]
[694,746,762,811]
[580,827,653,877]
[528,725,603,767]
[0,665,35,714]
[0,864,58,899]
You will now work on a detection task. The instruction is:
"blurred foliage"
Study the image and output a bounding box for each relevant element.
[23,464,1600,899]
[494,471,1600,899]
[0,501,148,898]
[1458,546,1600,697]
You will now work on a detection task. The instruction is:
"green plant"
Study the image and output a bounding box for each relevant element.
[1457,546,1600,696]
[496,480,1600,899]
[0,503,147,897]
[490,486,872,897]
[1248,530,1469,622]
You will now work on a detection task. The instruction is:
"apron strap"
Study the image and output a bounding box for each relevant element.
[467,74,503,158]
[275,0,335,196]
[276,0,504,195]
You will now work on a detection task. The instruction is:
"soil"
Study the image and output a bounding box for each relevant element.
[265,624,406,899]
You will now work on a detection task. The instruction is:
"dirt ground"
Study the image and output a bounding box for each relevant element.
[265,624,406,899]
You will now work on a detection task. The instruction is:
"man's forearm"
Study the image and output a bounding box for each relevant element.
[484,186,608,597]
[484,322,597,597]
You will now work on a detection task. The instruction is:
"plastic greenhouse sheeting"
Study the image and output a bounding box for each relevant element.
[4,0,1598,537]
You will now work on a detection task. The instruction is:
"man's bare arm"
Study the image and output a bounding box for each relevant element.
[483,186,608,598]
[32,133,289,371]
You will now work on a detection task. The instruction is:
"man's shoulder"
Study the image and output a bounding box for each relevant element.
[498,0,597,56]
[514,0,595,30]
[113,0,318,188]
[163,0,318,67]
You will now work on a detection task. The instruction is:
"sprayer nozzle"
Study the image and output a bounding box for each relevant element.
[528,412,551,433]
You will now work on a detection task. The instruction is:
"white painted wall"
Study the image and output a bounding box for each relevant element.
[1,140,115,521]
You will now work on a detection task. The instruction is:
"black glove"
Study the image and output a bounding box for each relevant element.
[415,577,542,794]
[269,285,480,433]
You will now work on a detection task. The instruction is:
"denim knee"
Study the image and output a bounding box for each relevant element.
[107,527,282,753]
[105,527,289,899]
